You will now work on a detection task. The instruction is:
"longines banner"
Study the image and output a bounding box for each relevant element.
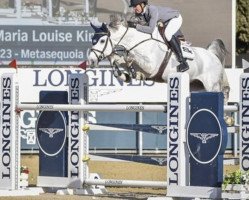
[13,68,167,103]
[0,25,93,65]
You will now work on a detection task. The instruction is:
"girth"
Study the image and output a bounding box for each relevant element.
[147,50,172,82]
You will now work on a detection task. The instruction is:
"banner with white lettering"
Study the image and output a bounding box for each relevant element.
[0,25,93,65]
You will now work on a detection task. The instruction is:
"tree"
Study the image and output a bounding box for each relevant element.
[236,0,249,54]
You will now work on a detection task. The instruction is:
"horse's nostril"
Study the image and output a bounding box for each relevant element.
[88,59,96,68]
[89,59,93,65]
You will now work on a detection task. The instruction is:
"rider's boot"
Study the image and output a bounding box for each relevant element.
[169,36,189,72]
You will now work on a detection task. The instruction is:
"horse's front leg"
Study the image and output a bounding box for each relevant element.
[125,59,146,81]
[112,62,131,82]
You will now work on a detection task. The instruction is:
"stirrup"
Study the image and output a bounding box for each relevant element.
[177,62,189,72]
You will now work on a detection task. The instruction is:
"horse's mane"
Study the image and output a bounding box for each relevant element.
[109,14,127,28]
[109,13,147,29]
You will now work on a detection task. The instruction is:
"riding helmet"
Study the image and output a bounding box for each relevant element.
[129,0,148,7]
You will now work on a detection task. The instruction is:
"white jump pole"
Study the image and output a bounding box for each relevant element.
[17,104,167,112]
[224,105,239,112]
[17,103,238,113]
[84,179,167,188]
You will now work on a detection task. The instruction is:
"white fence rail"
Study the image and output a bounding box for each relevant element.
[18,103,238,112]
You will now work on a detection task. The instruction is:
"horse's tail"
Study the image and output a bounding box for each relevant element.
[207,39,228,65]
[207,39,230,103]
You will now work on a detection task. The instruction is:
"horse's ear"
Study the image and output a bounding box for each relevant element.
[101,23,108,32]
[90,22,98,32]
[120,14,126,22]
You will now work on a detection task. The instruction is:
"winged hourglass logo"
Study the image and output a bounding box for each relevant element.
[151,126,167,134]
[190,132,219,144]
[39,128,64,138]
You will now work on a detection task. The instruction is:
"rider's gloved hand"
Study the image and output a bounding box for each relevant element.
[113,64,122,77]
[113,69,122,77]
[127,21,137,28]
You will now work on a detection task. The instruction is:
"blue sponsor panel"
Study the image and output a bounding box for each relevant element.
[37,91,68,177]
[187,92,227,187]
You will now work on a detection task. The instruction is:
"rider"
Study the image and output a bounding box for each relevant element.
[127,0,189,72]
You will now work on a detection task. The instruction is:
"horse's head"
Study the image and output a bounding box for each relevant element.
[88,22,113,68]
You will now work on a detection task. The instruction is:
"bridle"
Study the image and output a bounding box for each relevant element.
[90,31,114,62]
[90,25,165,63]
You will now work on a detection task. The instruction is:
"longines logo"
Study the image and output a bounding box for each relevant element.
[151,126,167,134]
[39,128,64,138]
[1,76,12,179]
[190,132,219,144]
[241,75,249,171]
[151,157,167,165]
[187,109,222,164]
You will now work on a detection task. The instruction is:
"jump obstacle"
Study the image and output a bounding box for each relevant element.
[0,71,246,199]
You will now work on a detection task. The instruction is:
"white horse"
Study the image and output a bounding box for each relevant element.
[88,15,230,102]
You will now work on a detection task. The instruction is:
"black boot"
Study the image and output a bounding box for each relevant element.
[169,36,189,72]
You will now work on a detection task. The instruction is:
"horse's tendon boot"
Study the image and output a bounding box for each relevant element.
[177,61,189,72]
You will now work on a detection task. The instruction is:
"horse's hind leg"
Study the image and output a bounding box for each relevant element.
[190,80,205,92]
[222,86,230,105]
[213,80,233,126]
[221,69,230,105]
[203,80,229,104]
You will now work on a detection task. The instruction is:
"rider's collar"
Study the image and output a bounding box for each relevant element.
[142,5,148,15]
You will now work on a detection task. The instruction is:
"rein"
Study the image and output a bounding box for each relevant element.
[115,26,165,54]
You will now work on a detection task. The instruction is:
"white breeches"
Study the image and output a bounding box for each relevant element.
[164,15,183,41]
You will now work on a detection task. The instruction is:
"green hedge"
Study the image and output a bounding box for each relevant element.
[237,0,249,54]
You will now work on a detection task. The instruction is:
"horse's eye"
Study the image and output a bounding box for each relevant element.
[100,39,105,44]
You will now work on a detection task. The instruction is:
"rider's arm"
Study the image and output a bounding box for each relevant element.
[136,5,158,34]
[136,6,180,35]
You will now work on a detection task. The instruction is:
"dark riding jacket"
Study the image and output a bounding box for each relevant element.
[136,5,180,34]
